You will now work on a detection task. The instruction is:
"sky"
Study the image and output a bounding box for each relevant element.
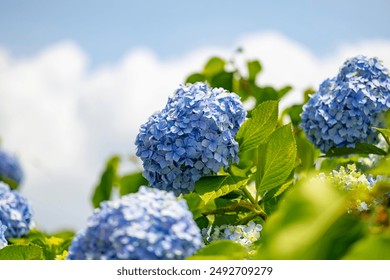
[1,1,390,232]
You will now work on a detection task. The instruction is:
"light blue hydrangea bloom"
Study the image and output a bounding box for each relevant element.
[0,220,7,249]
[0,148,23,187]
[135,82,246,195]
[301,56,390,152]
[0,182,33,238]
[67,186,203,260]
[202,222,262,252]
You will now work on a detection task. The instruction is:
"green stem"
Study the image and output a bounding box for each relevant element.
[255,206,268,221]
[242,186,257,204]
[201,201,257,216]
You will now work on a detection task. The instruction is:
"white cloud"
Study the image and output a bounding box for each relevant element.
[1,32,389,232]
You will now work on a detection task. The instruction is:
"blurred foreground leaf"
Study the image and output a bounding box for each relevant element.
[344,233,390,260]
[255,178,364,259]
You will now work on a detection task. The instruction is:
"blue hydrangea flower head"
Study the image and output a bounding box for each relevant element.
[0,182,33,238]
[67,186,203,260]
[301,56,390,152]
[0,148,23,188]
[135,82,246,195]
[0,220,7,249]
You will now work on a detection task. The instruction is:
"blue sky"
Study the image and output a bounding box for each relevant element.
[1,0,390,67]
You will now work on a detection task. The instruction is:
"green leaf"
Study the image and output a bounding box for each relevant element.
[295,130,319,172]
[7,230,74,260]
[228,159,254,178]
[0,244,44,260]
[203,57,225,77]
[185,73,205,84]
[257,124,297,192]
[195,176,249,204]
[210,71,234,92]
[282,104,303,126]
[374,127,390,147]
[236,100,279,152]
[254,86,280,103]
[247,60,262,81]
[92,156,120,208]
[325,143,387,157]
[119,172,148,196]
[255,178,364,260]
[277,86,292,99]
[188,240,247,260]
[183,192,205,219]
[195,216,209,229]
[343,233,390,260]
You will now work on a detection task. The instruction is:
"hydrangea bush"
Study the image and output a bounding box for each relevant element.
[67,186,202,260]
[135,82,246,195]
[1,54,390,260]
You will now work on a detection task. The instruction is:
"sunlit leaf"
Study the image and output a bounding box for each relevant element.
[236,100,278,152]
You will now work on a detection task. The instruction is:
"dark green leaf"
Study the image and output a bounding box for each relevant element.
[282,104,303,126]
[257,124,297,192]
[203,57,225,77]
[195,216,209,229]
[325,143,387,157]
[247,60,262,81]
[236,100,279,152]
[119,171,148,196]
[295,130,319,172]
[210,71,234,92]
[0,244,44,260]
[213,213,243,226]
[185,73,205,84]
[92,156,120,208]
[254,86,279,103]
[188,240,247,260]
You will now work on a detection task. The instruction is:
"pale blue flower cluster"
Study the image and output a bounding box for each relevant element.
[0,220,7,249]
[301,56,390,152]
[135,82,246,195]
[202,222,262,251]
[0,182,33,239]
[0,148,23,187]
[67,186,203,260]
